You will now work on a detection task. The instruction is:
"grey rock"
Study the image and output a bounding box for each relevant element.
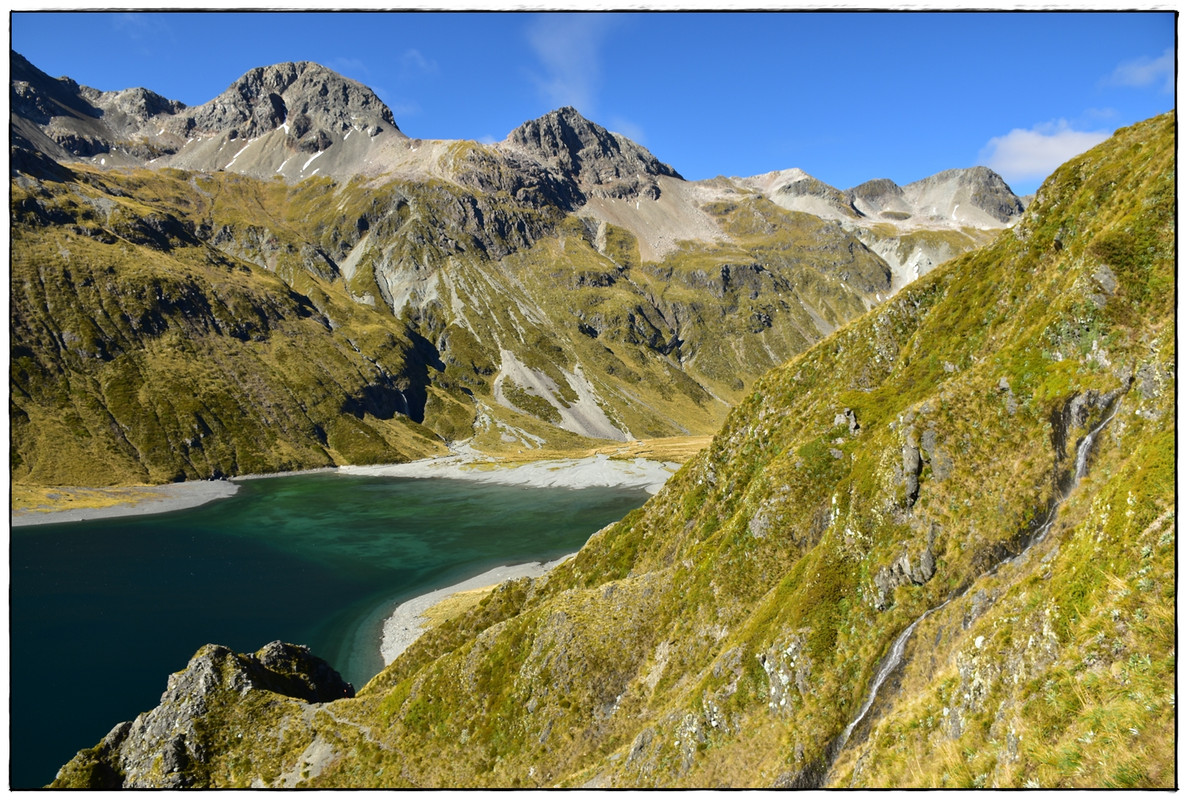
[776,174,860,218]
[873,541,936,610]
[902,166,1024,225]
[182,61,398,141]
[902,431,922,507]
[997,377,1019,415]
[1093,263,1118,295]
[54,641,353,788]
[919,428,953,481]
[503,106,682,203]
[846,178,912,219]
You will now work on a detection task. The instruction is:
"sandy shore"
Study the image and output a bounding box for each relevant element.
[379,554,574,665]
[10,480,240,527]
[12,451,678,527]
[341,452,679,495]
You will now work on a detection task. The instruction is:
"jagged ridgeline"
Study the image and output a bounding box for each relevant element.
[11,53,1018,487]
[52,113,1174,788]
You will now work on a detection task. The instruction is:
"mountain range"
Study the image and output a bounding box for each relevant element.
[10,52,1174,788]
[12,53,1023,487]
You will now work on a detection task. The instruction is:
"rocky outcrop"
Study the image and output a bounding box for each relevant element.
[873,540,937,610]
[769,171,861,219]
[847,178,913,220]
[503,106,682,203]
[177,61,398,143]
[52,642,353,788]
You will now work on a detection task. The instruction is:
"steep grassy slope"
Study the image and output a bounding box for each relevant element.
[10,172,451,485]
[53,112,1174,788]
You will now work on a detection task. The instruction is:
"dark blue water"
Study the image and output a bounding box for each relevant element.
[10,473,649,788]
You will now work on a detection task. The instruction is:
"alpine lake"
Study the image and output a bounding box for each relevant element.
[10,471,651,788]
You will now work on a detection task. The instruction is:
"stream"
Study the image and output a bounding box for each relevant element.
[807,393,1123,786]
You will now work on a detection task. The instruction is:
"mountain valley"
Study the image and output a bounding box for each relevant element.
[9,52,1174,788]
[11,54,1024,488]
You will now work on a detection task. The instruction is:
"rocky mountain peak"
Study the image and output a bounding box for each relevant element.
[503,106,682,202]
[902,166,1024,225]
[846,177,912,219]
[181,60,400,144]
[9,53,408,181]
[11,51,98,124]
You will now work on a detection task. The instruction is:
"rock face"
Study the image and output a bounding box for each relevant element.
[10,51,405,180]
[847,177,913,219]
[845,169,1024,227]
[52,642,353,788]
[503,106,682,203]
[181,61,398,142]
[901,166,1024,226]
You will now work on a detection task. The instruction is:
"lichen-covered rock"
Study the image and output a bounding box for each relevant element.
[51,642,353,788]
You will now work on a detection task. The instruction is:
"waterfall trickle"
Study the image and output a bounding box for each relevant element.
[816,394,1122,786]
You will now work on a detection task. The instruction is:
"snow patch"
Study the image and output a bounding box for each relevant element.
[225,142,252,169]
[303,151,324,171]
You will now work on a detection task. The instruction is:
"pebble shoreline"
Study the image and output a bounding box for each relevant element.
[379,554,576,665]
[10,480,240,527]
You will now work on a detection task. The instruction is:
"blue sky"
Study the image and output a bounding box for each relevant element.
[10,9,1175,195]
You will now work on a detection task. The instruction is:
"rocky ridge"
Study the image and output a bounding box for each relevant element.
[11,53,409,181]
[502,105,683,203]
[54,642,353,788]
[736,165,1023,292]
[12,52,909,486]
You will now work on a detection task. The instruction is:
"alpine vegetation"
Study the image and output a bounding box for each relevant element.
[11,52,1173,788]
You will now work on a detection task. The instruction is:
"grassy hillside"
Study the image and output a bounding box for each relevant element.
[10,173,452,484]
[53,112,1174,788]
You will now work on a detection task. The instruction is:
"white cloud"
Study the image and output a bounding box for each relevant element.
[329,57,370,78]
[111,12,154,38]
[111,12,174,54]
[608,116,646,146]
[979,120,1111,185]
[401,49,438,75]
[1104,48,1173,93]
[525,13,620,115]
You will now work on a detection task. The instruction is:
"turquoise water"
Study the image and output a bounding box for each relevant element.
[10,473,649,788]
